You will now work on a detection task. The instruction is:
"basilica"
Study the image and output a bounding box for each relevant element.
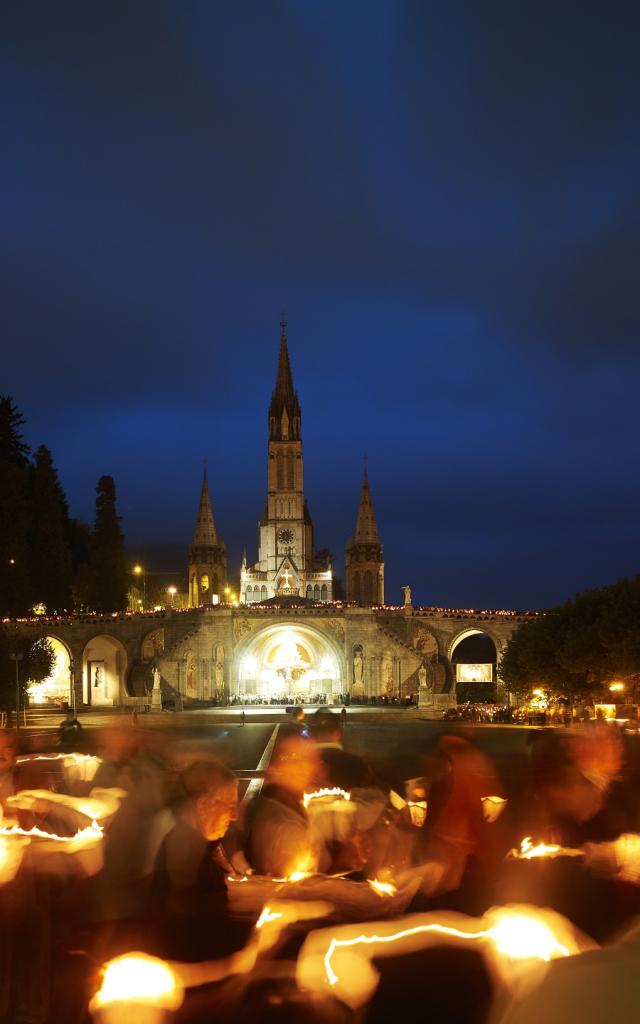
[11,324,533,710]
[187,320,383,611]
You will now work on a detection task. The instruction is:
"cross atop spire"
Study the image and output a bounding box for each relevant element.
[192,471,218,547]
[354,465,380,545]
[269,319,301,440]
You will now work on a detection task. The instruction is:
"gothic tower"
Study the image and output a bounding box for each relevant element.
[188,470,227,607]
[345,468,384,604]
[241,320,332,603]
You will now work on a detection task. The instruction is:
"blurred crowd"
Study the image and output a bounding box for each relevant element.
[1,712,640,1024]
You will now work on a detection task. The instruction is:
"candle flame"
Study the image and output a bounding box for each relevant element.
[255,905,284,929]
[368,878,397,897]
[0,820,103,844]
[509,837,583,860]
[91,953,183,1009]
[303,788,351,809]
[323,907,572,987]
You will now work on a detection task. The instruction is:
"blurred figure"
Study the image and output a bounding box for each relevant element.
[58,711,83,753]
[149,760,242,962]
[495,919,640,1024]
[310,709,372,791]
[243,735,326,877]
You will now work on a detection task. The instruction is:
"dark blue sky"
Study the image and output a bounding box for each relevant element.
[3,2,640,610]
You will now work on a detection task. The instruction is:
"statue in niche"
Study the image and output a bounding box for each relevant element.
[402,585,412,607]
[382,655,394,694]
[215,645,225,698]
[418,662,428,690]
[353,648,364,693]
[185,653,197,697]
[94,666,102,688]
[152,666,161,690]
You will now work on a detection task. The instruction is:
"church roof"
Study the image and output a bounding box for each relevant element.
[192,471,219,547]
[269,319,301,437]
[354,468,381,545]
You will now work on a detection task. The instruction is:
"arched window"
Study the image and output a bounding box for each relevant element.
[353,572,361,602]
[363,570,373,603]
[286,450,294,490]
[306,585,313,600]
[261,585,267,600]
[277,450,284,490]
[246,586,252,602]
[314,584,320,601]
[321,584,328,602]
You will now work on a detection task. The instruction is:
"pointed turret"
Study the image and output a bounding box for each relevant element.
[188,470,227,607]
[345,467,384,605]
[192,471,219,547]
[269,319,301,441]
[354,468,381,545]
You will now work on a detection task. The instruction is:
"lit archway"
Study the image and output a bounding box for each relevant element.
[82,635,128,707]
[28,636,71,706]
[235,623,345,701]
[450,628,497,700]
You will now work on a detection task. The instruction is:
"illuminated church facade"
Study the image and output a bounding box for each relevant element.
[8,324,533,710]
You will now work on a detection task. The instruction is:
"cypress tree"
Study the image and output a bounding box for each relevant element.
[0,397,32,615]
[27,445,74,613]
[88,475,127,612]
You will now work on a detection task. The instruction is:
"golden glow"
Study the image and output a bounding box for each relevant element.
[323,907,572,988]
[508,836,583,860]
[456,663,493,683]
[0,835,30,885]
[0,820,103,844]
[255,906,284,929]
[368,878,397,897]
[609,682,625,692]
[303,788,351,809]
[481,796,508,823]
[168,586,177,595]
[133,565,143,575]
[91,953,183,1010]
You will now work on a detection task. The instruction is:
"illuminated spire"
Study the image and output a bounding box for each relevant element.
[354,466,380,545]
[269,318,301,440]
[192,469,218,547]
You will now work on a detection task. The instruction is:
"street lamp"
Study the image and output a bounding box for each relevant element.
[9,653,24,731]
[133,565,146,610]
[69,657,76,716]
[167,586,177,608]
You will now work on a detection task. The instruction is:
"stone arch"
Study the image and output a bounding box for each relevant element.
[449,627,498,701]
[141,628,165,662]
[82,634,129,706]
[234,620,347,700]
[28,635,72,706]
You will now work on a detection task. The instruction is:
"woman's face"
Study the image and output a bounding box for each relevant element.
[196,781,239,840]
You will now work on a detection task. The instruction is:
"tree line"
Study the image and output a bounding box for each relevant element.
[0,396,128,617]
[500,574,640,702]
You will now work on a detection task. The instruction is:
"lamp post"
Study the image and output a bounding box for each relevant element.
[167,586,177,609]
[133,565,146,610]
[69,657,76,716]
[9,653,24,731]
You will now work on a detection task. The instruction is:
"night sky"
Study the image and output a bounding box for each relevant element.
[3,3,640,611]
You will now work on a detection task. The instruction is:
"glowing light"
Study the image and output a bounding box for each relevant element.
[0,820,103,844]
[508,836,584,860]
[255,905,284,929]
[90,953,183,1011]
[133,565,143,576]
[0,835,30,884]
[303,788,351,809]
[323,907,572,988]
[609,682,625,692]
[481,796,508,823]
[368,879,397,897]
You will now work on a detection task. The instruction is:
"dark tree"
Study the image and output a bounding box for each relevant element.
[0,397,32,615]
[500,574,640,701]
[0,396,30,466]
[27,446,74,613]
[0,634,55,711]
[87,476,127,612]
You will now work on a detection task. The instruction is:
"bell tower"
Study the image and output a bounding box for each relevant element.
[188,470,227,606]
[241,320,332,603]
[345,467,384,604]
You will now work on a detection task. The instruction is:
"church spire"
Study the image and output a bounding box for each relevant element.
[354,467,381,545]
[269,318,301,440]
[192,470,218,547]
